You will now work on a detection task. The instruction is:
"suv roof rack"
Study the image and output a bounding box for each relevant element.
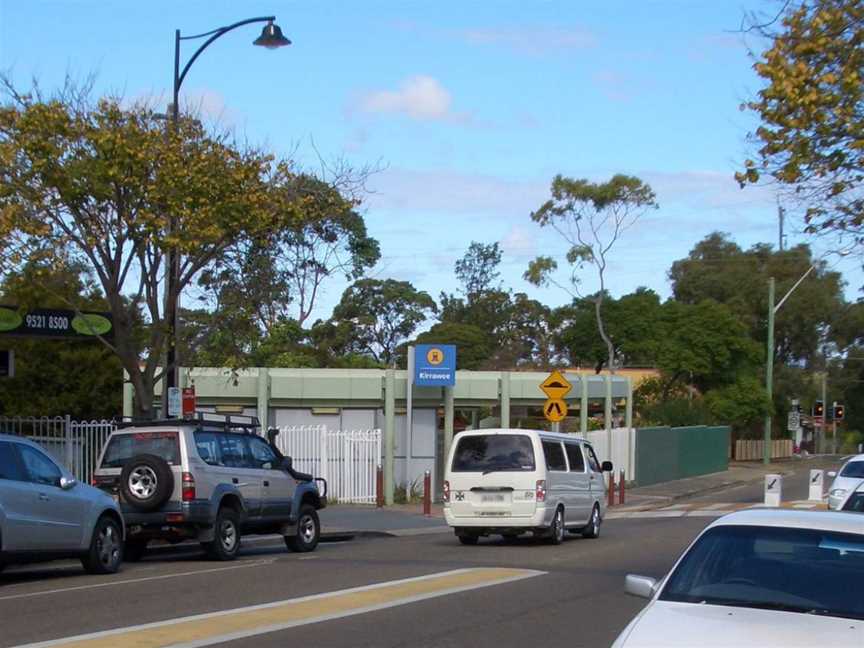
[114,412,261,434]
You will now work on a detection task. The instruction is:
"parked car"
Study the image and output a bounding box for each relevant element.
[827,454,864,510]
[92,415,326,561]
[840,479,864,512]
[442,428,612,545]
[613,509,864,647]
[0,434,124,575]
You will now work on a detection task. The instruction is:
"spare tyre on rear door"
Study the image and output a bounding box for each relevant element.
[119,454,175,512]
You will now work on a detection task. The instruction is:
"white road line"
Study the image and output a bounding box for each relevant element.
[0,559,275,602]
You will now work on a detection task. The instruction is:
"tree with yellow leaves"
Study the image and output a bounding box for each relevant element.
[0,78,319,417]
[738,0,864,244]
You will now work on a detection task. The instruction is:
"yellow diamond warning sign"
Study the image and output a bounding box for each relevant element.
[540,370,572,401]
[544,398,568,423]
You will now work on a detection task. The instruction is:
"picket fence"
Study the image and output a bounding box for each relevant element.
[735,438,794,461]
[272,425,382,504]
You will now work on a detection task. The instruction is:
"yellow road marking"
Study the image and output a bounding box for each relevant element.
[18,568,543,648]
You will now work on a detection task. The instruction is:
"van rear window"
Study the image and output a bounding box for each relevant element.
[451,434,535,473]
[100,432,180,468]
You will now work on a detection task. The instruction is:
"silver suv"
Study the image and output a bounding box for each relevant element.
[0,434,124,574]
[92,415,326,561]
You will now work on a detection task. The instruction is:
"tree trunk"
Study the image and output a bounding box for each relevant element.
[594,294,616,375]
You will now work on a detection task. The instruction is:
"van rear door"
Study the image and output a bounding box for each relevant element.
[447,433,538,518]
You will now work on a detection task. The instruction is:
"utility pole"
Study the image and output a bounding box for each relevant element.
[763,278,775,465]
[778,201,786,251]
[821,372,827,453]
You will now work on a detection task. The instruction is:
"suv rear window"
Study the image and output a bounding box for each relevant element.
[101,432,181,468]
[451,434,535,473]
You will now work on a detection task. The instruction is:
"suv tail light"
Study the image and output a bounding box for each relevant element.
[182,472,196,501]
[535,480,547,503]
[443,480,450,503]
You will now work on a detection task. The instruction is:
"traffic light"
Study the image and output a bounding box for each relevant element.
[834,403,845,421]
[813,400,824,417]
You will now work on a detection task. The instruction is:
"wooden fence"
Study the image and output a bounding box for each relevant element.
[734,438,794,461]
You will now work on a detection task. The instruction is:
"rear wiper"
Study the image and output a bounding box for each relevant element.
[481,465,511,475]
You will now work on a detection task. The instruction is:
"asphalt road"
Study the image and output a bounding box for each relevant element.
[0,459,844,648]
[0,515,713,648]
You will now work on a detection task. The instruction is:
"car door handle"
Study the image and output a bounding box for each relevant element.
[263,481,270,487]
[38,493,50,501]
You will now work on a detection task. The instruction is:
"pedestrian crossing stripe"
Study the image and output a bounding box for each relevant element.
[606,500,829,520]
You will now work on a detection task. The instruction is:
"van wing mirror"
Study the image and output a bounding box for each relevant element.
[601,461,614,472]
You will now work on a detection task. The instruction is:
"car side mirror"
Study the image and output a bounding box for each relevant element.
[828,471,837,478]
[602,461,614,472]
[282,457,293,471]
[60,476,77,490]
[625,574,658,599]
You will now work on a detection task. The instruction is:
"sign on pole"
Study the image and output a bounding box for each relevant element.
[182,387,196,419]
[786,410,800,432]
[167,387,182,418]
[541,370,572,423]
[414,344,456,387]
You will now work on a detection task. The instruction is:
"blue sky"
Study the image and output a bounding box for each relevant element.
[2,1,861,323]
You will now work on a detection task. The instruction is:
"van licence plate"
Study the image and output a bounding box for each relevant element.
[481,494,506,503]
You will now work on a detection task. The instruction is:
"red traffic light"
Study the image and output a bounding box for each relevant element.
[834,404,845,421]
[813,400,824,417]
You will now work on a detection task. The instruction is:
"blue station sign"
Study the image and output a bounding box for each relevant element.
[414,344,456,387]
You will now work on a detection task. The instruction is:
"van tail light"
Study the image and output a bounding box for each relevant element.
[536,480,547,503]
[443,480,450,503]
[182,472,196,501]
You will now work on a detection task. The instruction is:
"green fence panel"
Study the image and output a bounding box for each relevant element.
[635,426,676,487]
[635,425,730,487]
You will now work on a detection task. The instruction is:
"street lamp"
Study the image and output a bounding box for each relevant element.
[763,250,848,464]
[163,16,289,417]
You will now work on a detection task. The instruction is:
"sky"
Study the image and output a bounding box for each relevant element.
[1,0,862,324]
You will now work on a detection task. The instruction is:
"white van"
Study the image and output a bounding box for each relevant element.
[443,428,612,545]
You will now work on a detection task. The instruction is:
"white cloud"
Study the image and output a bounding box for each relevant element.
[354,75,470,123]
[500,225,538,259]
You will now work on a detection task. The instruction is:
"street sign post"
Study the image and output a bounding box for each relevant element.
[541,370,572,424]
[544,399,568,422]
[0,350,13,378]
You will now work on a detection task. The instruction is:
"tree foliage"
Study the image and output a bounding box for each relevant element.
[328,279,436,366]
[669,232,845,364]
[525,174,657,372]
[738,0,864,243]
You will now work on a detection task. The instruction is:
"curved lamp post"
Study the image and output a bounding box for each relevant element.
[163,17,290,416]
[763,250,848,463]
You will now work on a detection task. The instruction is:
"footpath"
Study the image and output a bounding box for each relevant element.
[320,455,845,535]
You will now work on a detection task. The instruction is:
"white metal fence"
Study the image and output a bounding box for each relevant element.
[0,417,383,504]
[273,425,382,504]
[0,416,116,483]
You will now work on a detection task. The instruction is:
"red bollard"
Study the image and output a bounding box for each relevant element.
[619,469,626,505]
[376,465,384,508]
[608,470,616,508]
[423,470,432,517]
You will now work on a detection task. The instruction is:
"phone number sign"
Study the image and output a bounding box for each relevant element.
[0,305,113,339]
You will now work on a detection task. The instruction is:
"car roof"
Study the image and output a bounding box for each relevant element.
[454,428,589,444]
[0,433,39,447]
[708,508,864,534]
[842,454,864,463]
